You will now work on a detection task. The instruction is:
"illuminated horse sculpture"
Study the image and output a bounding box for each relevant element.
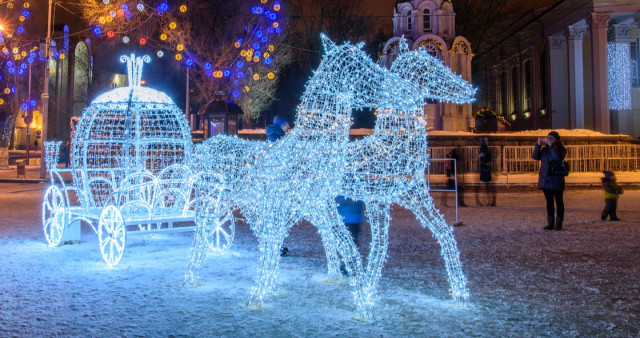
[185,35,420,319]
[321,40,476,309]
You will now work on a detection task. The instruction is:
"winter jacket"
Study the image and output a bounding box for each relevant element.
[266,124,285,142]
[335,196,365,224]
[602,178,623,199]
[532,143,566,191]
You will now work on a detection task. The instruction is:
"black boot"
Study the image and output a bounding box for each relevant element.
[544,216,555,230]
[611,211,620,221]
[554,216,563,231]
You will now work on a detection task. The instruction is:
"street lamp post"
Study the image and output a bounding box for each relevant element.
[26,61,31,165]
[40,0,53,179]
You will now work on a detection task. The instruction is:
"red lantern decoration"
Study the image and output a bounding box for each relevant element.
[139,38,147,45]
[107,31,115,38]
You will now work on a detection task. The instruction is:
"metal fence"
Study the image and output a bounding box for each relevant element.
[428,144,640,174]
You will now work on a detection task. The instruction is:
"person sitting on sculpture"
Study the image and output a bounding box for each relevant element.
[266,115,290,142]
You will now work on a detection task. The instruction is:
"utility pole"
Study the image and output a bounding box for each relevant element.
[40,0,53,179]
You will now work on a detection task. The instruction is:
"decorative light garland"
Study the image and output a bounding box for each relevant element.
[607,43,632,110]
[473,106,511,126]
[0,1,40,108]
[88,0,285,100]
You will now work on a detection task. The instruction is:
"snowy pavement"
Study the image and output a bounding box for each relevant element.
[1,183,639,336]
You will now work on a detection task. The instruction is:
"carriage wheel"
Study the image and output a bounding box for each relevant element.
[202,207,235,253]
[42,186,67,247]
[98,205,127,266]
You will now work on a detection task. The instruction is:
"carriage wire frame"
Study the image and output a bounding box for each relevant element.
[42,54,235,266]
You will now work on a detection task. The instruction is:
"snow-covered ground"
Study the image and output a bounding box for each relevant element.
[1,183,639,336]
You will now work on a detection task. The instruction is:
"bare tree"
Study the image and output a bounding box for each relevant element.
[452,0,520,54]
[0,0,45,148]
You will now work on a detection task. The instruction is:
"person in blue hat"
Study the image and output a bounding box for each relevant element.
[266,115,290,142]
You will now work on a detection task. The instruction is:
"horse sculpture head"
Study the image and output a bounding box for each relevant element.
[297,35,417,123]
[390,37,476,105]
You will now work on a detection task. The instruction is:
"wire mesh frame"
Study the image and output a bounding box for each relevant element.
[71,101,192,210]
[44,141,62,173]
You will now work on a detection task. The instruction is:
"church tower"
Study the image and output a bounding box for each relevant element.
[380,0,474,131]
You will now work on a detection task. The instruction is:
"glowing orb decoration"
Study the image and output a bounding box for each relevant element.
[70,54,192,210]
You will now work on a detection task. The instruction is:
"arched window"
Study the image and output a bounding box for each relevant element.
[423,9,431,31]
[407,11,412,31]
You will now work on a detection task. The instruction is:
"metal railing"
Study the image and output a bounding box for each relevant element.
[428,144,640,174]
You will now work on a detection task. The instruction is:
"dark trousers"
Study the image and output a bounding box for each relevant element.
[543,189,564,218]
[601,198,618,220]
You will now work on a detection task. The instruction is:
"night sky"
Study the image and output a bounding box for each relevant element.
[365,0,561,30]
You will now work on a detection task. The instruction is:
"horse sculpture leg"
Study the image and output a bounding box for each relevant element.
[248,223,287,308]
[315,200,373,320]
[399,180,469,302]
[184,215,212,287]
[316,223,343,281]
[362,202,391,305]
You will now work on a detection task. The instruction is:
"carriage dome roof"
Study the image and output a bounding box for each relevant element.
[92,86,176,106]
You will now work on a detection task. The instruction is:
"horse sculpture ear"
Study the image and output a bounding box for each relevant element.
[320,33,337,53]
[399,36,410,54]
[356,41,365,49]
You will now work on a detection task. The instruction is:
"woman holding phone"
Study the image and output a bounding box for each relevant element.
[532,131,568,230]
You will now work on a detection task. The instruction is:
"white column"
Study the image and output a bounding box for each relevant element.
[548,35,569,128]
[587,12,611,133]
[529,46,541,129]
[565,25,587,129]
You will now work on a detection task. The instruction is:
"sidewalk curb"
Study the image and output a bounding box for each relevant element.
[0,179,48,184]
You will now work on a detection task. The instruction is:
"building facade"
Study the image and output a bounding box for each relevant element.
[379,0,474,131]
[475,0,640,136]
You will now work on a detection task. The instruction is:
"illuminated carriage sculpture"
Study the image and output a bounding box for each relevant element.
[42,54,234,266]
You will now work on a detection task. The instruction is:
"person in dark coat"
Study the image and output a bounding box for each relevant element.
[266,115,290,142]
[451,147,468,207]
[335,195,365,275]
[532,131,567,231]
[335,196,365,247]
[476,137,496,206]
[601,170,623,221]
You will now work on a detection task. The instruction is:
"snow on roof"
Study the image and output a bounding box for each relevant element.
[239,128,625,137]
